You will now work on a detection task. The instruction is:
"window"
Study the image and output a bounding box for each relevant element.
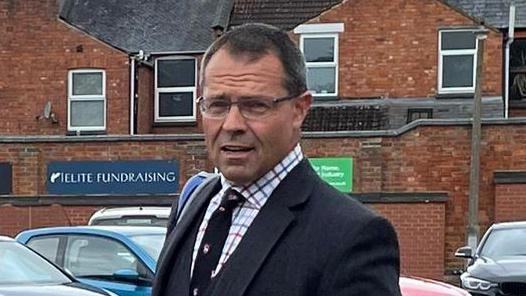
[510,39,526,100]
[438,30,477,94]
[300,34,338,98]
[155,57,197,122]
[407,108,433,123]
[295,23,343,99]
[68,69,106,131]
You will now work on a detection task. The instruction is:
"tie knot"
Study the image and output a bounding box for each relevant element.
[220,188,245,211]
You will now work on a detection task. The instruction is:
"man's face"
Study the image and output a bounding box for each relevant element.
[201,48,311,185]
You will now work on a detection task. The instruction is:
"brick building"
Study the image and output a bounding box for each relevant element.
[2,0,526,281]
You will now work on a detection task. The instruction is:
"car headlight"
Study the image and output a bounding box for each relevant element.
[460,273,497,291]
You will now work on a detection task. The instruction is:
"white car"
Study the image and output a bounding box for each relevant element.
[88,207,171,227]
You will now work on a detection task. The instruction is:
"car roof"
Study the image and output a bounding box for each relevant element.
[491,220,526,230]
[0,236,15,242]
[89,206,171,220]
[16,226,166,246]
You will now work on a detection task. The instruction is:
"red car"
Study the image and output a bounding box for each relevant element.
[400,276,470,296]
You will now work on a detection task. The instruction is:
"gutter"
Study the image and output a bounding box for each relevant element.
[129,57,136,135]
[505,5,516,118]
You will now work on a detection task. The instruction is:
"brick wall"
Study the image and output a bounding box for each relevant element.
[301,0,503,99]
[0,0,130,135]
[495,184,526,222]
[373,203,445,279]
[2,121,526,279]
[0,205,102,236]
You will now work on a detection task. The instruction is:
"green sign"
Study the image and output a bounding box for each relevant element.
[309,157,353,192]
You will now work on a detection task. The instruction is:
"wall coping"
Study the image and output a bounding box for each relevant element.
[494,171,526,184]
[1,118,526,143]
[351,192,448,203]
[0,192,447,206]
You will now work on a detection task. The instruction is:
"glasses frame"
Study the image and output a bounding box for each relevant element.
[196,94,299,119]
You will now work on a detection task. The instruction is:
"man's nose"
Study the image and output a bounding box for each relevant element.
[221,104,247,131]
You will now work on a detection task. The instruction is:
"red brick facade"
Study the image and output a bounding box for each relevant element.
[0,0,130,135]
[495,184,526,222]
[302,0,503,98]
[2,122,526,280]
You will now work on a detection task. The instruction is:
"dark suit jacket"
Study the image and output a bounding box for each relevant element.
[153,160,401,296]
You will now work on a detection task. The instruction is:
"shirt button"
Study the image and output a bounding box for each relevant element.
[203,243,210,254]
[219,206,225,212]
[193,288,199,296]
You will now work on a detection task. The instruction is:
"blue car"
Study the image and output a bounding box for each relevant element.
[16,226,166,296]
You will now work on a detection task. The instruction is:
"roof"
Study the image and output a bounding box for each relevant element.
[491,220,526,229]
[442,0,526,29]
[230,0,343,31]
[59,0,234,54]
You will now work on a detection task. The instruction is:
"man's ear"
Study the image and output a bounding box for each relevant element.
[292,91,312,129]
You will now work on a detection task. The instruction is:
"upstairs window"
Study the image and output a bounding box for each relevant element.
[301,34,338,98]
[438,30,477,94]
[68,69,106,131]
[295,23,343,99]
[155,57,197,122]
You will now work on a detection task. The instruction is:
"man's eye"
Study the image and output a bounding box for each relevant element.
[207,101,229,109]
[243,100,271,112]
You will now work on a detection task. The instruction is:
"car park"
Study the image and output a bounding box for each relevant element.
[16,226,166,296]
[0,235,116,296]
[400,275,470,296]
[88,207,171,227]
[455,221,526,296]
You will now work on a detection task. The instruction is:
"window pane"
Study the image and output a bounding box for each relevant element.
[159,92,193,117]
[73,72,103,96]
[64,235,139,277]
[26,237,61,263]
[307,67,336,94]
[304,37,335,62]
[71,100,104,127]
[441,31,476,50]
[157,59,195,87]
[510,39,526,68]
[442,55,474,88]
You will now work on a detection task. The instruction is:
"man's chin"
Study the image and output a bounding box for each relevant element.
[220,166,256,186]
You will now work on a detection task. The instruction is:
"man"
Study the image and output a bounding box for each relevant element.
[153,23,401,296]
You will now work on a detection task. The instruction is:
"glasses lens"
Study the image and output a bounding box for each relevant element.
[239,99,273,119]
[202,99,230,117]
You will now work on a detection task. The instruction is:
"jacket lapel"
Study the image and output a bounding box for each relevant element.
[155,177,221,295]
[209,160,315,296]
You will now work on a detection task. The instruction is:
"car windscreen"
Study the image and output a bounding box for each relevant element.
[0,241,71,285]
[128,233,166,261]
[479,227,526,257]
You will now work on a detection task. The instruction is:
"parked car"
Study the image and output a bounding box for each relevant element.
[0,235,116,296]
[455,220,526,296]
[88,207,171,227]
[16,226,166,296]
[400,275,470,296]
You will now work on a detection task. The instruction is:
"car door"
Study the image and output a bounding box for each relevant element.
[26,234,153,296]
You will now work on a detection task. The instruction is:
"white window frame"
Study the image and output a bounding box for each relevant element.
[67,69,106,132]
[154,56,197,123]
[300,33,339,98]
[438,29,478,94]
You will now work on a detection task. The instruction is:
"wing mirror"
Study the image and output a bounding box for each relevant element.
[455,246,473,259]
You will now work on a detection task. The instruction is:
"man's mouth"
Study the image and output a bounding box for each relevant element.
[221,145,253,152]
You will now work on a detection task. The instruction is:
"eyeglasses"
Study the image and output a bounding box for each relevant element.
[197,94,299,120]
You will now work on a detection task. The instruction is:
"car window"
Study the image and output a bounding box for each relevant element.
[128,233,166,260]
[63,235,151,281]
[26,236,61,263]
[0,241,71,285]
[480,228,526,257]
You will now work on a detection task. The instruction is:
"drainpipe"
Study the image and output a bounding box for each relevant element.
[129,57,136,135]
[504,5,516,118]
